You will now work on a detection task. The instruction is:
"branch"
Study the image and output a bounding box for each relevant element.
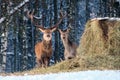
[0,0,29,24]
[9,0,29,15]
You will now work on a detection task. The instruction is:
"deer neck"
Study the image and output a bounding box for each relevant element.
[42,39,52,49]
[62,38,72,49]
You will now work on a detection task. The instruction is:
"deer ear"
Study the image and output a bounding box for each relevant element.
[35,25,45,33]
[51,27,57,32]
[58,29,62,33]
[38,27,45,33]
[67,28,70,32]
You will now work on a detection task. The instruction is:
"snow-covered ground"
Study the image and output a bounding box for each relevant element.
[91,17,120,21]
[0,70,120,80]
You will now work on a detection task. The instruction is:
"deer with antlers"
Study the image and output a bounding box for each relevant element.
[27,10,66,67]
[59,24,78,60]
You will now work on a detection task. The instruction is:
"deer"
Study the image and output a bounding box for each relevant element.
[59,24,78,60]
[27,10,66,67]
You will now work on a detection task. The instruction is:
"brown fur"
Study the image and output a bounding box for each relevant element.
[35,39,52,67]
[35,27,57,67]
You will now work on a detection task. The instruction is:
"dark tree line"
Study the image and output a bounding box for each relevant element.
[0,0,120,73]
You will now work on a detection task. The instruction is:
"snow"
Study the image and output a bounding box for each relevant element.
[0,70,120,80]
[116,0,120,3]
[6,52,14,55]
[0,17,5,23]
[91,17,120,21]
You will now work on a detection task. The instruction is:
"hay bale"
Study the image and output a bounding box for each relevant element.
[77,18,120,55]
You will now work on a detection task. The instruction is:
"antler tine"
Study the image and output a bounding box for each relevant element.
[27,10,34,22]
[27,9,42,21]
[60,10,67,19]
[51,10,67,28]
[27,9,44,28]
[67,21,73,31]
[68,23,72,29]
[31,9,34,15]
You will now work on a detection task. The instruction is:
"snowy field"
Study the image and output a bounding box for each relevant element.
[0,70,120,80]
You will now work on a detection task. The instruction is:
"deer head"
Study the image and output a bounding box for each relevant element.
[27,10,66,41]
[37,27,57,41]
[59,28,70,41]
[58,23,72,41]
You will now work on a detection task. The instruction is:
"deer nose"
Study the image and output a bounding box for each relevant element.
[47,35,50,37]
[63,37,65,39]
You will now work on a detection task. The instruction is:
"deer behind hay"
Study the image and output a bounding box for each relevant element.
[59,27,77,60]
[27,10,66,67]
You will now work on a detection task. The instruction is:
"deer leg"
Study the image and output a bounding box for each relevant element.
[36,58,41,67]
[44,57,50,67]
[41,57,45,68]
[47,57,50,66]
[44,57,48,67]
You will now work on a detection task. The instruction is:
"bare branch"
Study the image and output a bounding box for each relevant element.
[0,0,29,24]
[9,0,29,15]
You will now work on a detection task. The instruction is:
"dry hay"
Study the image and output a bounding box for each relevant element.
[77,19,120,55]
[76,18,120,69]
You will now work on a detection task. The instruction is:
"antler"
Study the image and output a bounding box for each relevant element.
[27,10,66,29]
[68,23,72,29]
[51,10,67,28]
[27,10,42,20]
[27,10,34,22]
[27,10,43,27]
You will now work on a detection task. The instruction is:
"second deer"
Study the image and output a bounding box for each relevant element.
[59,27,78,60]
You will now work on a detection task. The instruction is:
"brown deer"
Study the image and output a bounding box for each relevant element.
[27,10,66,67]
[59,25,77,60]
